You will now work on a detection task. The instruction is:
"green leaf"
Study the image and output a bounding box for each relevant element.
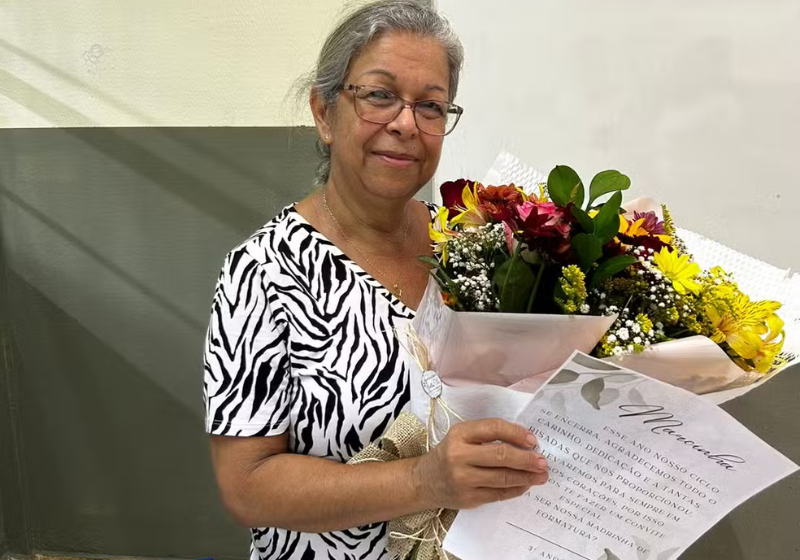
[417,255,442,269]
[581,378,605,410]
[571,182,585,209]
[493,256,536,312]
[593,191,623,244]
[547,165,583,208]
[588,170,631,208]
[520,248,542,265]
[570,205,595,233]
[549,369,580,384]
[418,255,461,304]
[589,254,638,289]
[571,233,604,270]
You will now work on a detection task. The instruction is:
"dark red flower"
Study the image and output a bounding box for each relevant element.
[517,201,572,240]
[516,200,574,261]
[619,233,672,253]
[440,178,476,219]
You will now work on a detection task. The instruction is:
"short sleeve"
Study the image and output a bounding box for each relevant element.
[203,246,291,437]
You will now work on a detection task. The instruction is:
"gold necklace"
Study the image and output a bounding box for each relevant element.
[321,190,411,299]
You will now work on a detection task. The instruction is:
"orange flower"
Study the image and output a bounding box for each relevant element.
[476,184,527,222]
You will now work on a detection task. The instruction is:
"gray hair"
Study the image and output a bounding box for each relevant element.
[300,0,464,186]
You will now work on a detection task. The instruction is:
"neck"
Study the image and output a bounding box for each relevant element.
[322,178,412,243]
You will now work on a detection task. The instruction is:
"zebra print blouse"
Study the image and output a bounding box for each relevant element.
[204,203,436,560]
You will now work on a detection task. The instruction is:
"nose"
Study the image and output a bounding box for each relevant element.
[386,103,418,138]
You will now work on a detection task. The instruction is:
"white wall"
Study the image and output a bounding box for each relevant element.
[0,1,362,128]
[436,0,800,270]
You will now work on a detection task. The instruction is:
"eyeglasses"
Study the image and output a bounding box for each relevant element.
[342,84,463,136]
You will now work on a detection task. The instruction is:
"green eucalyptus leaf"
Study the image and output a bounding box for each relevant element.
[588,170,631,208]
[589,254,638,289]
[548,165,583,208]
[570,205,595,233]
[571,233,604,270]
[493,256,536,312]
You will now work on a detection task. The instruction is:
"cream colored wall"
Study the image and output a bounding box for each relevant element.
[0,1,363,128]
[436,0,800,271]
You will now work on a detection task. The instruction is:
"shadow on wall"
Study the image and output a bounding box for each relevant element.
[0,127,318,559]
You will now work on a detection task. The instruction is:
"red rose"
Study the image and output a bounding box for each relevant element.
[440,178,476,219]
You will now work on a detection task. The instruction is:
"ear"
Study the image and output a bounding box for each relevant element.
[310,87,334,145]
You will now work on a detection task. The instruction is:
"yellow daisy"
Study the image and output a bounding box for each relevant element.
[653,247,702,295]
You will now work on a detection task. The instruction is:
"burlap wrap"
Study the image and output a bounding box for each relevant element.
[347,411,459,560]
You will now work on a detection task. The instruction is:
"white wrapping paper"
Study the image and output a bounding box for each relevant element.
[478,151,799,403]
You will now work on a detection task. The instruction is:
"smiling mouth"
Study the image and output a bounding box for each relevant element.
[374,151,417,161]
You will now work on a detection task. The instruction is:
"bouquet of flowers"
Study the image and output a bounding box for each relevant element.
[418,153,797,400]
[347,154,798,560]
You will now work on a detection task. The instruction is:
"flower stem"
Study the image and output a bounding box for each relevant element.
[527,261,546,313]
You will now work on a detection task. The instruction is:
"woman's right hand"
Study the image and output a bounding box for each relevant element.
[410,418,548,510]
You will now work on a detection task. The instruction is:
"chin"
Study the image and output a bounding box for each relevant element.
[367,174,425,199]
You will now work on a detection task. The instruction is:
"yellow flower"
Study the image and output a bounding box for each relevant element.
[429,206,457,265]
[450,183,487,228]
[754,313,785,373]
[705,267,738,301]
[620,216,649,237]
[533,183,548,202]
[618,215,673,244]
[555,265,588,314]
[636,313,654,334]
[707,295,785,373]
[653,247,702,295]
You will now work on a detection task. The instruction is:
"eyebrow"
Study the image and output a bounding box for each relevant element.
[359,69,447,94]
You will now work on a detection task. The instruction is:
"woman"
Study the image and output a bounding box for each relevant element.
[203,1,548,559]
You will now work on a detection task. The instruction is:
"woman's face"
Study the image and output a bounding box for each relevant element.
[315,32,451,200]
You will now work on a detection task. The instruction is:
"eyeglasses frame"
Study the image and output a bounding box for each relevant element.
[342,84,464,137]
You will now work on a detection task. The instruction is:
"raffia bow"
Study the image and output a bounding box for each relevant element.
[347,324,463,560]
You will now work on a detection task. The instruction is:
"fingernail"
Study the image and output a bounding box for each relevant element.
[537,458,547,470]
[526,433,536,447]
